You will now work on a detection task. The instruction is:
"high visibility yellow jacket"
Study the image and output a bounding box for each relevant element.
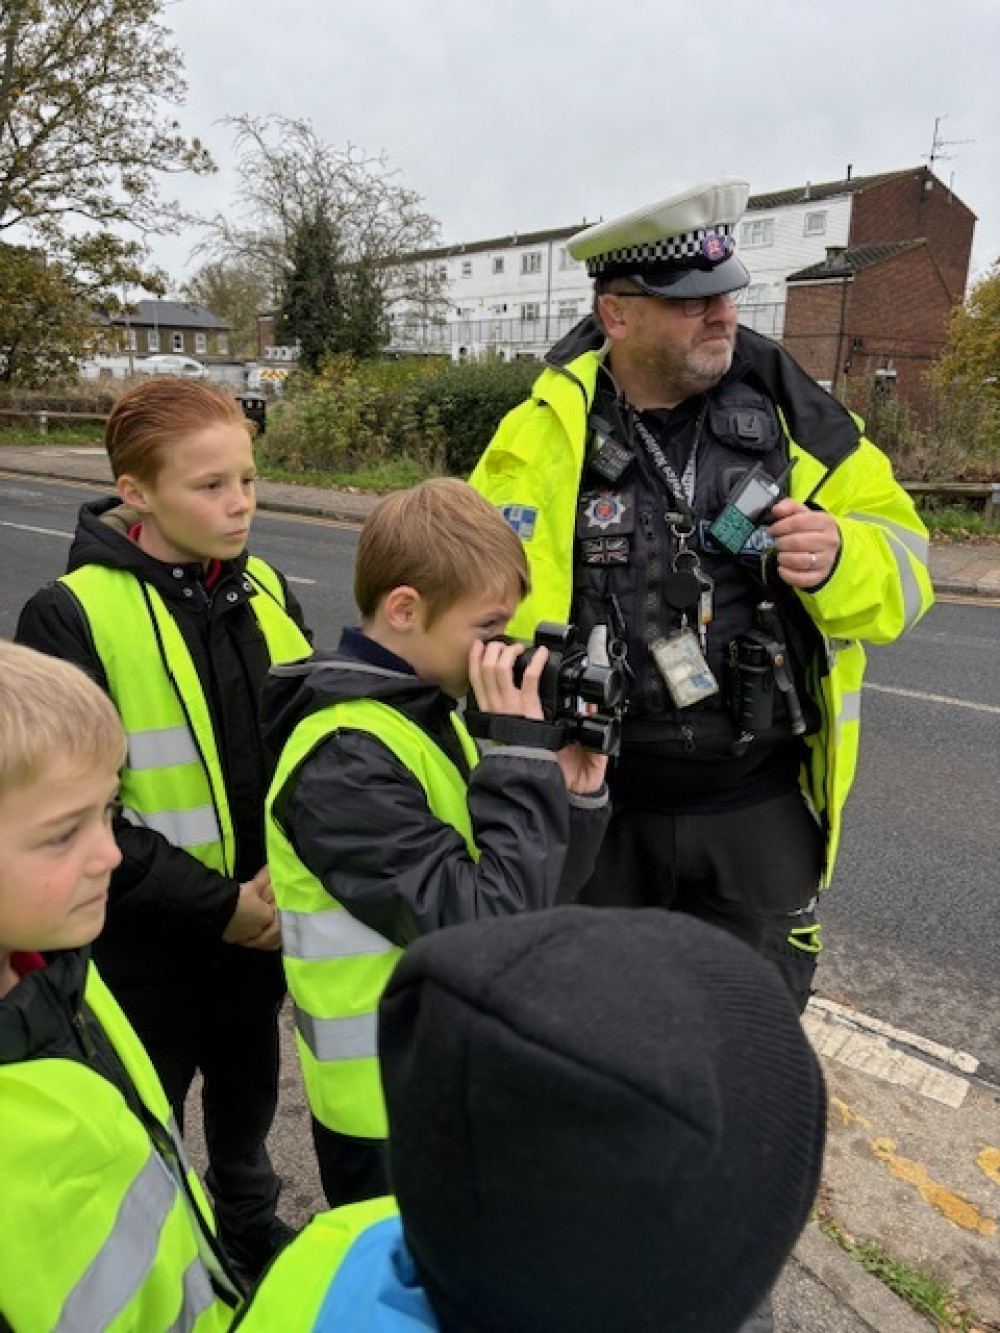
[60,557,311,876]
[470,327,934,881]
[233,1197,435,1332]
[266,699,479,1140]
[0,957,239,1332]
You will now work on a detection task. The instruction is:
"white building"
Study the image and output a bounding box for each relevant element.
[386,170,909,361]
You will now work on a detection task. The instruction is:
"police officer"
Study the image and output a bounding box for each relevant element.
[471,178,933,1015]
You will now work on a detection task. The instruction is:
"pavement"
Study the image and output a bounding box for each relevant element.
[3,443,1000,1330]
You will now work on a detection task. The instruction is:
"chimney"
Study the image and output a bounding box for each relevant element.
[846,164,853,182]
[803,181,811,200]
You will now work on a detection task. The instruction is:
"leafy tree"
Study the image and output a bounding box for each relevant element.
[278,209,348,372]
[932,261,1000,401]
[202,115,446,360]
[929,261,1000,471]
[0,243,90,384]
[0,0,214,375]
[182,258,271,359]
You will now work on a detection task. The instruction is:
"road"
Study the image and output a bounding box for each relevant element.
[2,474,998,1074]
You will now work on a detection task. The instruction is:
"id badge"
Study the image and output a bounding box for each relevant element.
[651,630,720,708]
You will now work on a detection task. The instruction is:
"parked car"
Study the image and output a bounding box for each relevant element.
[136,354,207,378]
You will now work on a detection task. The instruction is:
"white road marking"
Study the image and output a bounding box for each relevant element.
[0,519,71,539]
[865,681,1000,716]
[804,996,978,1108]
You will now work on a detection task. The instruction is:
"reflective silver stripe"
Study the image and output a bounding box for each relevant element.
[295,1005,379,1061]
[281,908,395,961]
[55,1151,175,1332]
[847,513,928,628]
[127,725,200,771]
[167,1258,218,1333]
[839,690,862,725]
[121,804,221,849]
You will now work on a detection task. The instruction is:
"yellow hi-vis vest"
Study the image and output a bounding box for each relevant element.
[234,1197,400,1331]
[60,558,311,876]
[0,962,238,1332]
[470,349,933,884]
[266,698,480,1139]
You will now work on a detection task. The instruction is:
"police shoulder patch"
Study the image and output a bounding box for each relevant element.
[500,504,538,540]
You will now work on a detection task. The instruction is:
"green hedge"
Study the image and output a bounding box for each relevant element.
[257,355,542,478]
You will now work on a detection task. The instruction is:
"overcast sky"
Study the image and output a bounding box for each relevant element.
[157,0,1000,292]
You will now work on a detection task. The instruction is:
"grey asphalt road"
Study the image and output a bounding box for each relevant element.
[2,474,998,1073]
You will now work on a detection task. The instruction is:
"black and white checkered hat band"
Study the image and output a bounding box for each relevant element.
[586,223,736,276]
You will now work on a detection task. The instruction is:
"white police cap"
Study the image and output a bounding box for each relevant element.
[569,178,751,299]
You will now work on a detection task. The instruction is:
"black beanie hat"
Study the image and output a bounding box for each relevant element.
[378,906,826,1333]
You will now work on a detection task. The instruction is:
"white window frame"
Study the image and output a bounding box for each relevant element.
[557,299,580,319]
[492,256,504,275]
[558,247,577,270]
[741,219,775,248]
[147,330,159,352]
[521,251,542,275]
[461,260,472,278]
[803,211,828,237]
[171,331,184,352]
[195,332,207,354]
[520,302,540,322]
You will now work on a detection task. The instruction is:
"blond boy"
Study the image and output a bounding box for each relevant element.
[0,641,242,1331]
[261,478,610,1209]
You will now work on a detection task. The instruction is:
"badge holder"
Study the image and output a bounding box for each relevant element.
[653,523,719,708]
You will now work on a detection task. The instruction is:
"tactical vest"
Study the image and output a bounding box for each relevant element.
[0,964,237,1332]
[574,379,813,754]
[266,697,480,1139]
[60,558,311,875]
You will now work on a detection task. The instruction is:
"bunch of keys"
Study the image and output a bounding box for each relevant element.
[653,524,719,708]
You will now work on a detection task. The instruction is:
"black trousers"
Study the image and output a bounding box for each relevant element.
[310,1116,389,1210]
[578,789,823,1013]
[141,998,284,1248]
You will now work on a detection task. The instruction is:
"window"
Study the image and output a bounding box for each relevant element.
[558,247,577,270]
[171,332,184,352]
[217,334,228,355]
[147,330,159,352]
[461,260,472,278]
[437,265,447,280]
[558,299,579,319]
[521,302,540,321]
[804,211,827,237]
[521,251,542,275]
[126,329,137,350]
[740,219,774,248]
[743,284,769,305]
[195,332,207,354]
[492,257,504,275]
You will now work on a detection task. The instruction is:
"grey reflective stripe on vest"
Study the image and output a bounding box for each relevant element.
[167,1258,218,1333]
[847,512,928,629]
[54,1151,177,1332]
[281,908,395,961]
[840,690,862,725]
[127,725,201,771]
[294,1006,379,1061]
[121,804,221,849]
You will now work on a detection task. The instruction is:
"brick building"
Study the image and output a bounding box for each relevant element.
[781,168,975,415]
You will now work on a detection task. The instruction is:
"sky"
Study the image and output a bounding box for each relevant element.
[155,0,1000,292]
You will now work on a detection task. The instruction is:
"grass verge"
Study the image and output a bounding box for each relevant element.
[815,1207,997,1331]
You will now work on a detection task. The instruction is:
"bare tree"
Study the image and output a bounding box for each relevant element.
[201,115,447,357]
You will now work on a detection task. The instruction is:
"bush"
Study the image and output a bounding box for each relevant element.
[258,355,542,478]
[402,358,542,475]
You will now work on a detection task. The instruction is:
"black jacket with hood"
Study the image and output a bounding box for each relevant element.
[262,631,610,947]
[15,496,312,1032]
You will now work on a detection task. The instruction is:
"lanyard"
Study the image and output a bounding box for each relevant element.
[627,398,708,519]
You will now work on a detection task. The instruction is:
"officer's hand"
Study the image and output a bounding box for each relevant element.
[469,639,548,720]
[768,499,841,590]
